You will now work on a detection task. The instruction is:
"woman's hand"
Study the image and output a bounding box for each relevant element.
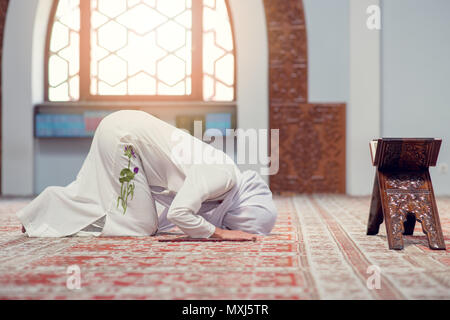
[211,227,257,241]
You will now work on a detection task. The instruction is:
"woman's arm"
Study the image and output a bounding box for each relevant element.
[166,164,237,238]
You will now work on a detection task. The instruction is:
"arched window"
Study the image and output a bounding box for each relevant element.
[46,0,235,102]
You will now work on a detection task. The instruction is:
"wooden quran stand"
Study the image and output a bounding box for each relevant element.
[367,138,446,250]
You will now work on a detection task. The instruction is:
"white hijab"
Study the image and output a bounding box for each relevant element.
[156,170,278,235]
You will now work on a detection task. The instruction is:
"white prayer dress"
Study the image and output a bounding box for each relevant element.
[17,110,277,238]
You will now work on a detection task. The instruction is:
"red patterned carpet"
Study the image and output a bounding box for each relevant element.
[0,195,449,300]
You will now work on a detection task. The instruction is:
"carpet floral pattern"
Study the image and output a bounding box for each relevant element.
[0,195,448,299]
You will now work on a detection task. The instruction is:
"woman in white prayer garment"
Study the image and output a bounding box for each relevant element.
[17,110,277,240]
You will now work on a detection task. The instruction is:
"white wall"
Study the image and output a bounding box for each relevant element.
[228,0,268,176]
[381,0,450,195]
[2,0,41,195]
[348,0,381,195]
[304,0,349,103]
[304,0,376,196]
[229,0,268,132]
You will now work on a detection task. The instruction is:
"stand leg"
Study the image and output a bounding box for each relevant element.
[422,173,446,250]
[384,190,445,250]
[419,217,446,250]
[367,174,383,235]
[384,200,405,250]
[414,192,446,250]
[380,169,406,250]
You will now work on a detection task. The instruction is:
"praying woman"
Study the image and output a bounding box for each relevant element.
[17,110,277,240]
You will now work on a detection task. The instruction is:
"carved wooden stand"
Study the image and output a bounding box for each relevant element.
[367,138,446,250]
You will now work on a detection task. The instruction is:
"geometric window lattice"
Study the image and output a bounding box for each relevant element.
[47,0,235,101]
[203,0,234,101]
[91,0,192,96]
[48,0,80,101]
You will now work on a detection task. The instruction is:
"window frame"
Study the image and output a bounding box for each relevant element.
[44,0,237,103]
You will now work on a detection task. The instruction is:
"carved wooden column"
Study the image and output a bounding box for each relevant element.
[270,104,346,193]
[0,0,10,194]
[264,0,346,193]
[263,0,308,104]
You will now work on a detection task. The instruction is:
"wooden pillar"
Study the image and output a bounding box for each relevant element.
[263,0,346,193]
